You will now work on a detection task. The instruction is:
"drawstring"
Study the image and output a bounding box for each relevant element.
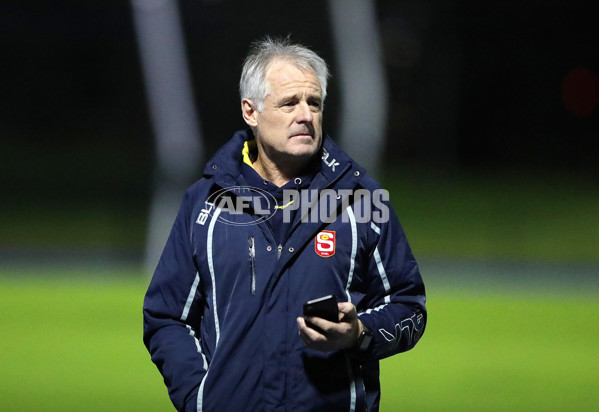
[274,177,302,210]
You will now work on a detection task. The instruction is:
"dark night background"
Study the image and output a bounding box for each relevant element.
[1,0,598,260]
[1,4,598,409]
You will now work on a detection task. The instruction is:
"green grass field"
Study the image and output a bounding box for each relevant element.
[1,265,597,411]
[2,168,598,410]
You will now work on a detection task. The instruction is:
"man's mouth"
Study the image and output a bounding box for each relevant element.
[289,127,315,139]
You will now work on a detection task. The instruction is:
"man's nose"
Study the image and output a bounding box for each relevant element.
[296,102,314,123]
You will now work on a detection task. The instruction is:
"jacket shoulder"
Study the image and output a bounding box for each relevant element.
[357,173,385,192]
[179,177,215,211]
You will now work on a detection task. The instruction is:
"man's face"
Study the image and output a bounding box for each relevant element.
[246,59,323,165]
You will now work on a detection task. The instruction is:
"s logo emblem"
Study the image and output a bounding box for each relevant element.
[315,230,336,257]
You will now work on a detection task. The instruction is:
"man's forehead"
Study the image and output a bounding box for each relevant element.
[265,59,321,92]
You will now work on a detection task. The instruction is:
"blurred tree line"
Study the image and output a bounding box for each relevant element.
[1,0,597,256]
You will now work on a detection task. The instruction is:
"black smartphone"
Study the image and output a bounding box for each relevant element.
[303,295,339,323]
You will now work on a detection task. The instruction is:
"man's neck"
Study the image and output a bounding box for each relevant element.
[252,155,301,187]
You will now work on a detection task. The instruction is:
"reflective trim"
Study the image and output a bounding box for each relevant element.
[363,303,388,314]
[207,207,222,344]
[345,355,356,412]
[198,207,222,412]
[180,272,200,321]
[373,246,391,304]
[345,206,358,303]
[185,325,207,370]
[197,374,207,412]
[344,208,358,411]
[370,222,380,234]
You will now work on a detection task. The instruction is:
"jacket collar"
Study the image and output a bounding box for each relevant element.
[202,129,365,191]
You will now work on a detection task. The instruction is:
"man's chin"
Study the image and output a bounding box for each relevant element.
[287,141,320,159]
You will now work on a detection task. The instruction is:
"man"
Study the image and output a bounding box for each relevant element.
[143,36,426,412]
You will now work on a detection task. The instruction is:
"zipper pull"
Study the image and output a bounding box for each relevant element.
[277,244,283,259]
[248,236,256,294]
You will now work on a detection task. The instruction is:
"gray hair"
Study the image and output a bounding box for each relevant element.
[239,36,330,112]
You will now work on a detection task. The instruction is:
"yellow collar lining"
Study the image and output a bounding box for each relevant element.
[242,140,257,169]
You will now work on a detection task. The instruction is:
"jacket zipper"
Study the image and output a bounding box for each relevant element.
[248,236,256,294]
[277,244,283,259]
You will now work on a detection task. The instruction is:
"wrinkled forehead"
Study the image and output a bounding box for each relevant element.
[264,58,322,96]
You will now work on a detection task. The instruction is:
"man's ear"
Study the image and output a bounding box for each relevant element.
[241,99,258,127]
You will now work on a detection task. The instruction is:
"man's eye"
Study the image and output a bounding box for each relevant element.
[309,100,322,109]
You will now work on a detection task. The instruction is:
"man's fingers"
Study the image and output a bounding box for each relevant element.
[297,302,362,352]
[338,302,357,316]
[297,317,337,352]
[337,302,357,322]
[306,315,344,335]
[297,317,326,341]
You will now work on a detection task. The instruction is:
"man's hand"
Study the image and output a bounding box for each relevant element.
[297,302,364,352]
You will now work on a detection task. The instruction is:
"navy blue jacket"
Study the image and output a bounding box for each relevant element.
[143,130,427,412]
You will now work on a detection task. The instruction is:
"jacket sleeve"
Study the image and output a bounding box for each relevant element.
[356,202,427,360]
[143,190,206,412]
